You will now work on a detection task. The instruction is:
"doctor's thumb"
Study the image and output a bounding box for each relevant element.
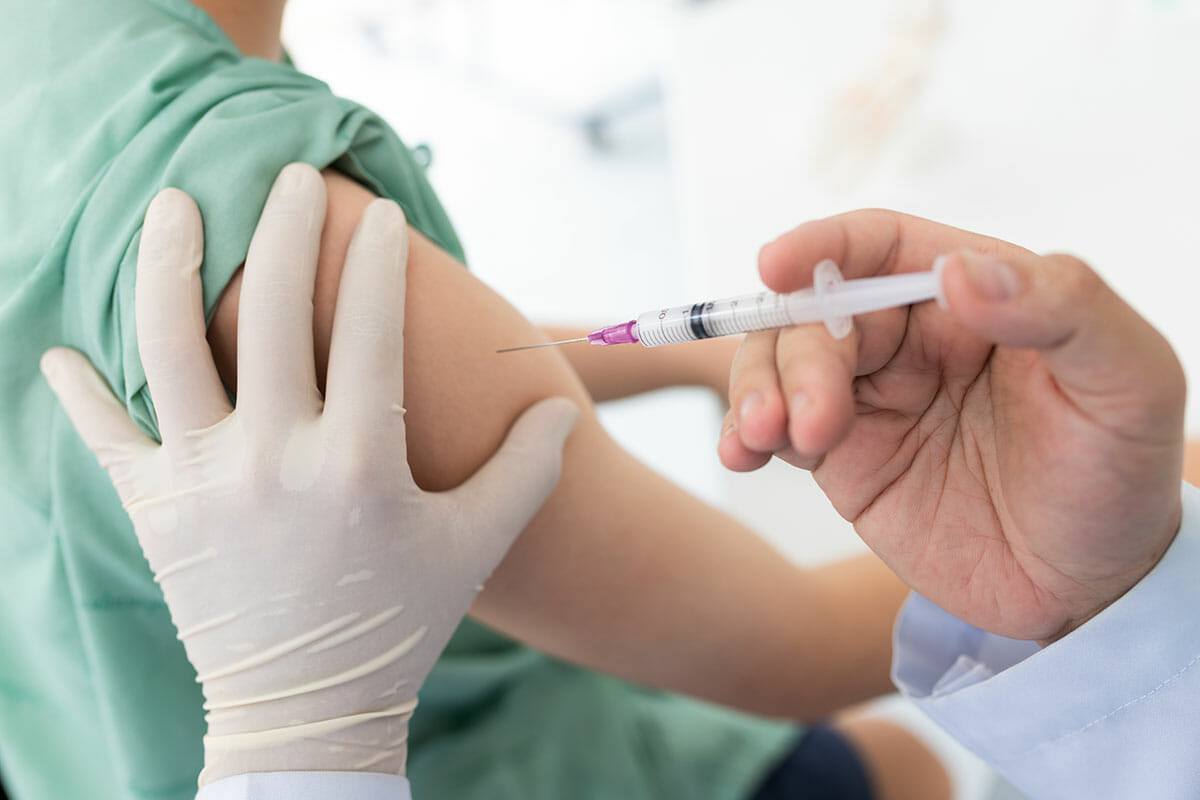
[938,248,1185,427]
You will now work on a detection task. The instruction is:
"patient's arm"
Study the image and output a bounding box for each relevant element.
[205,170,907,719]
[538,325,741,403]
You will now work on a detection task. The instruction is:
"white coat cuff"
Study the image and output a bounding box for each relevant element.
[892,482,1200,796]
[196,772,411,800]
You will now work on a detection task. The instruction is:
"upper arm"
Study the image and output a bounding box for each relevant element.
[205,170,905,717]
[207,169,590,492]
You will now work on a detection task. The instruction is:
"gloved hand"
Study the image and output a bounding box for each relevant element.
[41,163,579,785]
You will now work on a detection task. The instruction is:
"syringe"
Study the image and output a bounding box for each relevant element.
[497,260,944,353]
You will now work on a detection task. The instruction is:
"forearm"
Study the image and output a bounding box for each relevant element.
[541,325,740,402]
[801,554,912,707]
[478,442,906,718]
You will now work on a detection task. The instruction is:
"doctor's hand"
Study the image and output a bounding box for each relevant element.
[41,164,578,785]
[721,210,1185,646]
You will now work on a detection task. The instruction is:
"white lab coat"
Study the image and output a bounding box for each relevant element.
[893,482,1200,800]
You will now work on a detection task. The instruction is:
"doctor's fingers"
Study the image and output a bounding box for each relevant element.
[726,331,788,454]
[773,323,859,461]
[323,199,409,449]
[235,163,327,426]
[725,324,859,465]
[41,348,159,505]
[723,326,857,468]
[717,404,822,472]
[758,209,1033,293]
[135,189,232,443]
[722,330,811,470]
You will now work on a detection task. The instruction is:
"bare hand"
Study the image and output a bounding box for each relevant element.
[720,210,1186,644]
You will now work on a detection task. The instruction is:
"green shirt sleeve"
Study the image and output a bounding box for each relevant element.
[62,56,463,440]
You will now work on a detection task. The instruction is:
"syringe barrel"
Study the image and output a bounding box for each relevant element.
[632,266,940,348]
[634,290,819,347]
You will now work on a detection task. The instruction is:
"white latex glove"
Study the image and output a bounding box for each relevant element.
[41,163,579,785]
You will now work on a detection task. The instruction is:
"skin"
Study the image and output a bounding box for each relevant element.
[722,210,1187,646]
[834,712,952,800]
[199,0,286,60]
[1185,439,1200,487]
[194,6,951,796]
[208,170,906,717]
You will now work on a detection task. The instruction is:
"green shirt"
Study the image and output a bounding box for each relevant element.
[0,1,795,797]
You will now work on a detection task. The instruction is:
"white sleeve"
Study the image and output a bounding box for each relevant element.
[195,772,411,800]
[892,482,1200,800]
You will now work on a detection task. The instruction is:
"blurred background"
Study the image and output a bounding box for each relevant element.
[281,1,1200,797]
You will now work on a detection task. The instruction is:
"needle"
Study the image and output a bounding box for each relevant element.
[496,337,589,354]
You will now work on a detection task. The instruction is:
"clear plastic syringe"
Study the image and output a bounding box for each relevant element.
[498,260,943,353]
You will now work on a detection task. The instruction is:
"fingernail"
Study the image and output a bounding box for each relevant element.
[739,392,763,423]
[721,418,738,438]
[962,251,1021,302]
[790,393,808,418]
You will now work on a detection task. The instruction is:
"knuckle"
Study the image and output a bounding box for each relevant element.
[1045,253,1101,304]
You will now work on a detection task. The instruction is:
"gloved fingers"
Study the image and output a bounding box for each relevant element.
[135,188,233,443]
[236,163,326,426]
[41,348,156,503]
[446,396,579,571]
[324,199,409,440]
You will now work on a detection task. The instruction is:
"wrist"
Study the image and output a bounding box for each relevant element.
[1040,505,1184,647]
[201,709,412,786]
